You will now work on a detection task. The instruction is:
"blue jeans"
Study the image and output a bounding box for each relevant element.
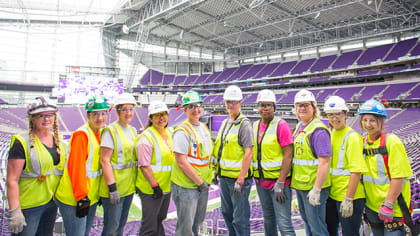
[256,183,296,236]
[12,200,57,236]
[171,182,208,236]
[101,194,133,236]
[219,177,252,236]
[365,207,405,236]
[296,188,330,236]
[55,199,98,236]
[326,198,366,236]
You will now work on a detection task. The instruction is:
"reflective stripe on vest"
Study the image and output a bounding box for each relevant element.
[330,130,354,176]
[145,128,172,172]
[178,122,211,167]
[19,133,64,178]
[252,161,283,168]
[81,126,102,178]
[110,123,138,170]
[292,159,319,166]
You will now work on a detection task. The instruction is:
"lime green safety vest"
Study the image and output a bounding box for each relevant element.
[291,118,331,190]
[362,133,411,217]
[11,133,67,209]
[252,117,290,180]
[171,121,214,189]
[213,113,252,179]
[55,123,102,206]
[136,126,174,194]
[99,122,138,198]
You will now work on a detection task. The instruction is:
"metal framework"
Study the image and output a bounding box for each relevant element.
[104,0,420,65]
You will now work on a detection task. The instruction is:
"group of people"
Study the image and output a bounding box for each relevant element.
[6,85,413,236]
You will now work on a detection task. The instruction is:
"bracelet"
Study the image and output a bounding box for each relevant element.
[151,182,159,188]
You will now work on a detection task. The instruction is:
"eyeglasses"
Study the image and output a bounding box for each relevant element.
[186,103,203,110]
[225,101,240,105]
[327,113,343,119]
[118,108,134,113]
[258,103,274,109]
[33,113,56,119]
[296,103,312,109]
[153,112,168,118]
[89,111,108,118]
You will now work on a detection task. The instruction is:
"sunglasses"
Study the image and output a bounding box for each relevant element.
[89,111,108,118]
[225,101,240,105]
[186,103,203,110]
[296,103,312,109]
[33,113,56,119]
[258,103,274,109]
[118,108,134,113]
[153,112,168,118]
[327,113,343,119]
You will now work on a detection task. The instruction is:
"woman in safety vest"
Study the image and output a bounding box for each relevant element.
[7,97,66,235]
[55,95,109,236]
[213,85,254,236]
[359,100,413,236]
[291,89,331,236]
[171,91,213,236]
[99,93,138,236]
[323,96,367,236]
[136,100,174,236]
[252,89,295,236]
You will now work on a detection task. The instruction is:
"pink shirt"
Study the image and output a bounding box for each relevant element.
[256,119,293,189]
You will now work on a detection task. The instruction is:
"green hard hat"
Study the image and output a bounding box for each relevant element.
[182,91,203,107]
[85,95,110,112]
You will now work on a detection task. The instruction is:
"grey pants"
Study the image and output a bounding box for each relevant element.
[138,190,171,236]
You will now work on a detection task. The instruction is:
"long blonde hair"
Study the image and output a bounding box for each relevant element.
[28,113,61,157]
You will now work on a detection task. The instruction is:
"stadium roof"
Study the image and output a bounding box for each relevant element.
[103,0,420,61]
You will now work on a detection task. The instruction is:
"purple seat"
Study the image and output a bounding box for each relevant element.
[150,70,163,85]
[357,44,393,65]
[409,41,420,57]
[332,50,362,70]
[225,64,253,82]
[290,58,316,75]
[162,74,175,85]
[310,55,337,73]
[270,61,297,77]
[357,85,387,101]
[139,70,151,86]
[255,62,281,79]
[240,64,266,81]
[384,38,418,61]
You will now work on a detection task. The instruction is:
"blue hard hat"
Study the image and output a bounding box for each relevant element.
[358,100,387,119]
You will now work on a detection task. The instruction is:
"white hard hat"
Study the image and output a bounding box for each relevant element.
[223,85,243,101]
[114,93,137,106]
[148,100,169,116]
[257,89,276,103]
[294,89,316,104]
[27,97,57,115]
[324,96,349,113]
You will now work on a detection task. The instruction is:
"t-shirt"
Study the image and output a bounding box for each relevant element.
[100,122,135,150]
[256,120,294,189]
[329,127,367,201]
[8,137,60,168]
[297,123,332,157]
[173,122,211,155]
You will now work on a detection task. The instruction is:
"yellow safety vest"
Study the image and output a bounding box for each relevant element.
[171,121,214,188]
[11,133,66,209]
[55,123,102,206]
[362,133,411,217]
[136,126,174,194]
[291,118,331,190]
[252,117,290,180]
[329,127,366,201]
[99,122,138,198]
[213,113,252,179]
